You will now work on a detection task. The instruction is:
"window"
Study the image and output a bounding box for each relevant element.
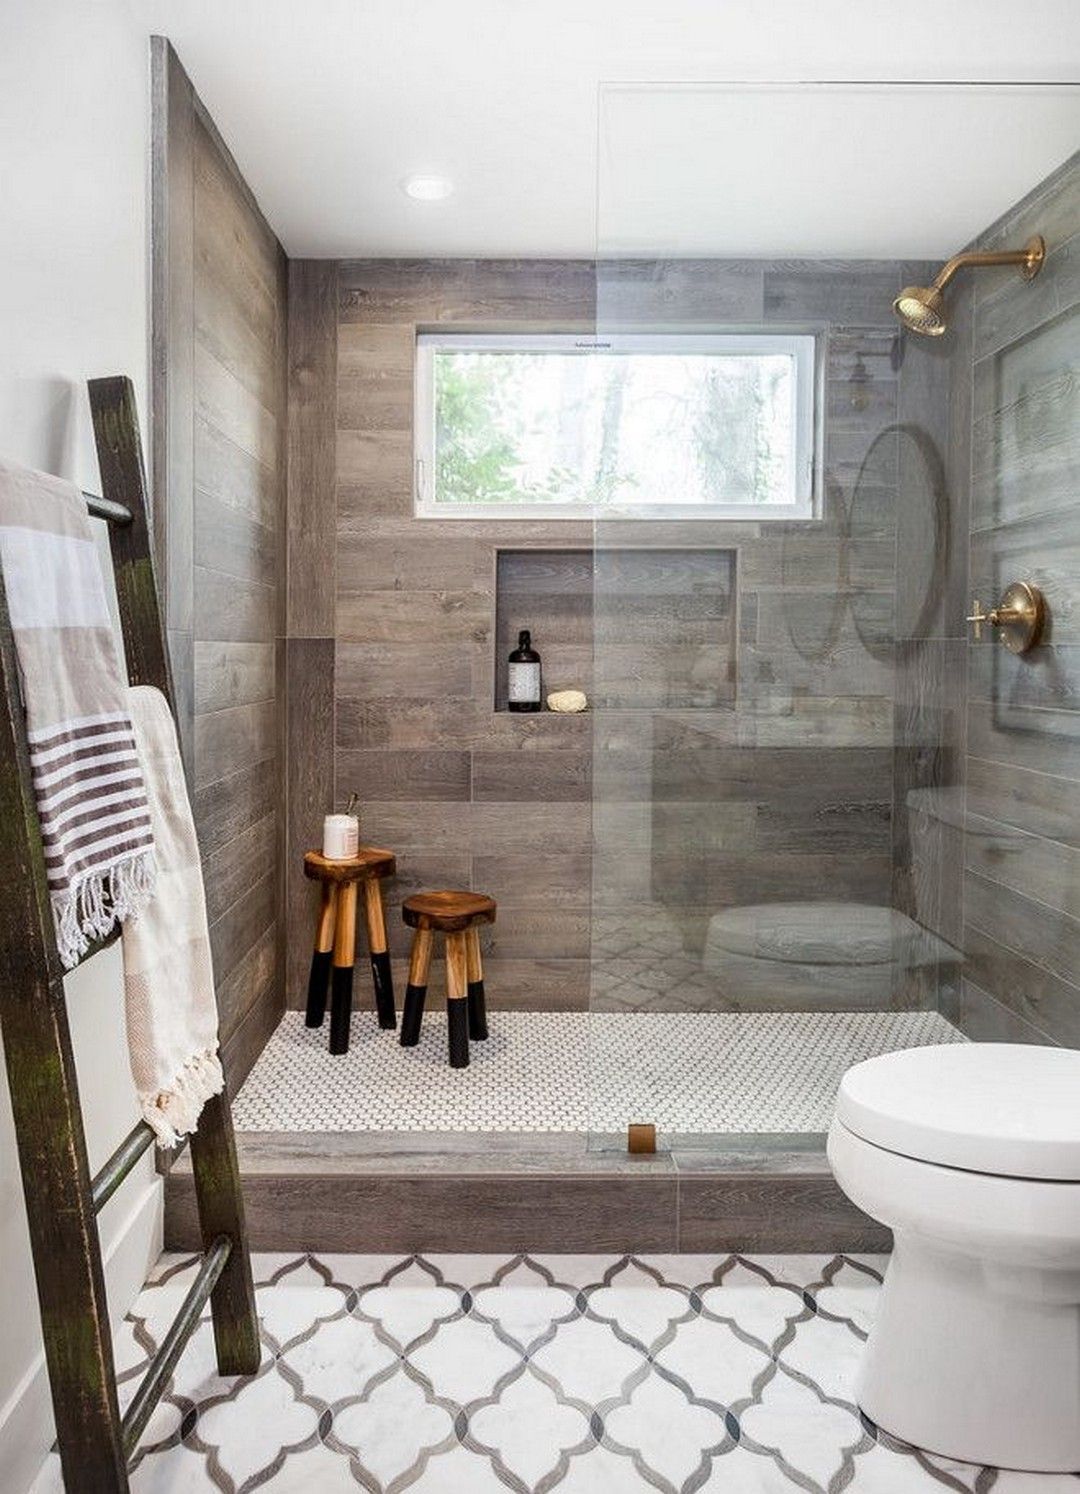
[414,331,817,519]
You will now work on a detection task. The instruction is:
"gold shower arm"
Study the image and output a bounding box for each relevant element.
[932,236,1045,291]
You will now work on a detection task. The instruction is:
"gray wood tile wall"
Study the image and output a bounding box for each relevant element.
[947,151,1080,1045]
[152,41,287,1087]
[283,256,945,1013]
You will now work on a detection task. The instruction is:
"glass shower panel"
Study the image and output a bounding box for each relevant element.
[586,83,1010,1152]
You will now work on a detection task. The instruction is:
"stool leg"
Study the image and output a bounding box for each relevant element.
[446,931,469,1069]
[400,928,432,1047]
[305,882,337,1028]
[329,882,358,1055]
[465,926,488,1041]
[362,877,396,1030]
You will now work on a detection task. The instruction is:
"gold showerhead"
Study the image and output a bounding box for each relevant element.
[892,234,1045,337]
[893,284,948,337]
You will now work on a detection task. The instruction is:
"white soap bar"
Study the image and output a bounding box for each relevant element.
[547,689,588,713]
[323,813,359,860]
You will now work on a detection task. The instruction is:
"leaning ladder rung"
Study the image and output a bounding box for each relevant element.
[82,489,133,526]
[121,1235,233,1458]
[91,1121,157,1214]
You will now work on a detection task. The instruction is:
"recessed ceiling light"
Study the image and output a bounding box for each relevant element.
[402,174,454,202]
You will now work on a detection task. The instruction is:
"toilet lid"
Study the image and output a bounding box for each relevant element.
[836,1044,1080,1180]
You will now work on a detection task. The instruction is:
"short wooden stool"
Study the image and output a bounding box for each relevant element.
[304,848,396,1054]
[400,891,496,1068]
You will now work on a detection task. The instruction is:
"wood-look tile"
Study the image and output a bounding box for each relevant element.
[957,977,1058,1046]
[221,976,285,1097]
[194,640,275,713]
[472,750,591,802]
[194,699,276,789]
[338,258,595,326]
[167,1170,678,1254]
[336,588,489,644]
[208,868,276,988]
[965,867,1080,992]
[287,260,338,637]
[596,258,765,323]
[336,641,473,700]
[675,1162,889,1253]
[215,924,278,1040]
[194,565,276,644]
[194,759,276,859]
[202,811,277,928]
[194,487,277,586]
[284,637,335,998]
[473,850,592,910]
[194,341,280,471]
[337,748,471,802]
[962,925,1080,1047]
[194,414,278,529]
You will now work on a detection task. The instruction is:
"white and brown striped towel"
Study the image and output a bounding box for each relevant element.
[0,458,156,967]
[124,687,223,1146]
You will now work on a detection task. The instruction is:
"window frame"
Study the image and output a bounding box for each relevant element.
[413,329,820,521]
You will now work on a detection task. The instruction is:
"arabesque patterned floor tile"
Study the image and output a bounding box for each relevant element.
[30,1250,1080,1494]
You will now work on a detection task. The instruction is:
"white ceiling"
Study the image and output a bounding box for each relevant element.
[134,0,1080,260]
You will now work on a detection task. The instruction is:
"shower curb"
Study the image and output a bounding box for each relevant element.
[164,1133,889,1254]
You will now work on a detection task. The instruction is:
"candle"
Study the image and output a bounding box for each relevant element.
[323,813,359,861]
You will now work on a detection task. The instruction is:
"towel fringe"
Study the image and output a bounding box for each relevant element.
[139,1046,225,1149]
[52,849,157,969]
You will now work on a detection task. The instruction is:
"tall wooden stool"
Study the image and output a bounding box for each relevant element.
[400,891,496,1068]
[304,848,396,1054]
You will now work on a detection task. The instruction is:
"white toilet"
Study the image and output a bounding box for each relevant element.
[828,1042,1080,1472]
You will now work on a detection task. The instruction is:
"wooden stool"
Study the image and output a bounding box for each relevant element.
[304,848,396,1054]
[400,891,496,1068]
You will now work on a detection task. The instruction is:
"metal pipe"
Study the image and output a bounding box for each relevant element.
[121,1235,233,1458]
[91,1121,156,1214]
[82,490,133,526]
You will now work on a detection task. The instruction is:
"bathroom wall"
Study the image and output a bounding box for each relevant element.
[951,151,1080,1044]
[286,256,941,1011]
[0,4,163,1486]
[286,260,595,1008]
[152,41,288,1085]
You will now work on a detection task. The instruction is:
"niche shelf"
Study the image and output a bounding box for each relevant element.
[493,546,737,712]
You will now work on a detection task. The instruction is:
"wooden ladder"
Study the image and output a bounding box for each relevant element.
[0,377,259,1491]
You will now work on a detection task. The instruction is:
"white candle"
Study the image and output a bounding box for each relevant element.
[323,813,359,860]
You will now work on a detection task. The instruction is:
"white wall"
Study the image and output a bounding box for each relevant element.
[0,3,162,1489]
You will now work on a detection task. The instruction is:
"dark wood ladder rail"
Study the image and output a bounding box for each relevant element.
[0,377,259,1491]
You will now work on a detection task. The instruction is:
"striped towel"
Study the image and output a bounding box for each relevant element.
[0,458,156,967]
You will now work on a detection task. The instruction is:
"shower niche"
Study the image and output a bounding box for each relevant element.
[493,546,737,711]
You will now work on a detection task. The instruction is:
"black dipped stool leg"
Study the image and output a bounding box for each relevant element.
[400,983,427,1046]
[329,965,354,1055]
[362,880,397,1030]
[447,997,470,1069]
[370,950,396,1030]
[306,882,337,1027]
[446,932,470,1069]
[306,949,332,1028]
[465,927,488,1040]
[400,928,432,1047]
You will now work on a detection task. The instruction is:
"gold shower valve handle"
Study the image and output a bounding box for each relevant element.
[967,582,1046,654]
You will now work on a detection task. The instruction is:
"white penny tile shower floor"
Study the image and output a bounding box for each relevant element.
[31,1250,1076,1493]
[232,1009,963,1134]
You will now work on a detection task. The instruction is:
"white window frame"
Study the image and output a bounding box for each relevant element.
[414,330,819,521]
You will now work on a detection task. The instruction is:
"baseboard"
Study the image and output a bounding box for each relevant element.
[1,1177,163,1494]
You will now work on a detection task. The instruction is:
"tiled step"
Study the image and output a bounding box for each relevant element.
[165,1131,888,1254]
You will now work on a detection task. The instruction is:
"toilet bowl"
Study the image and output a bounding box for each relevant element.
[828,1043,1080,1472]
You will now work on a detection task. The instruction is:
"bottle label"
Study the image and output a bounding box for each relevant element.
[508,662,540,703]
